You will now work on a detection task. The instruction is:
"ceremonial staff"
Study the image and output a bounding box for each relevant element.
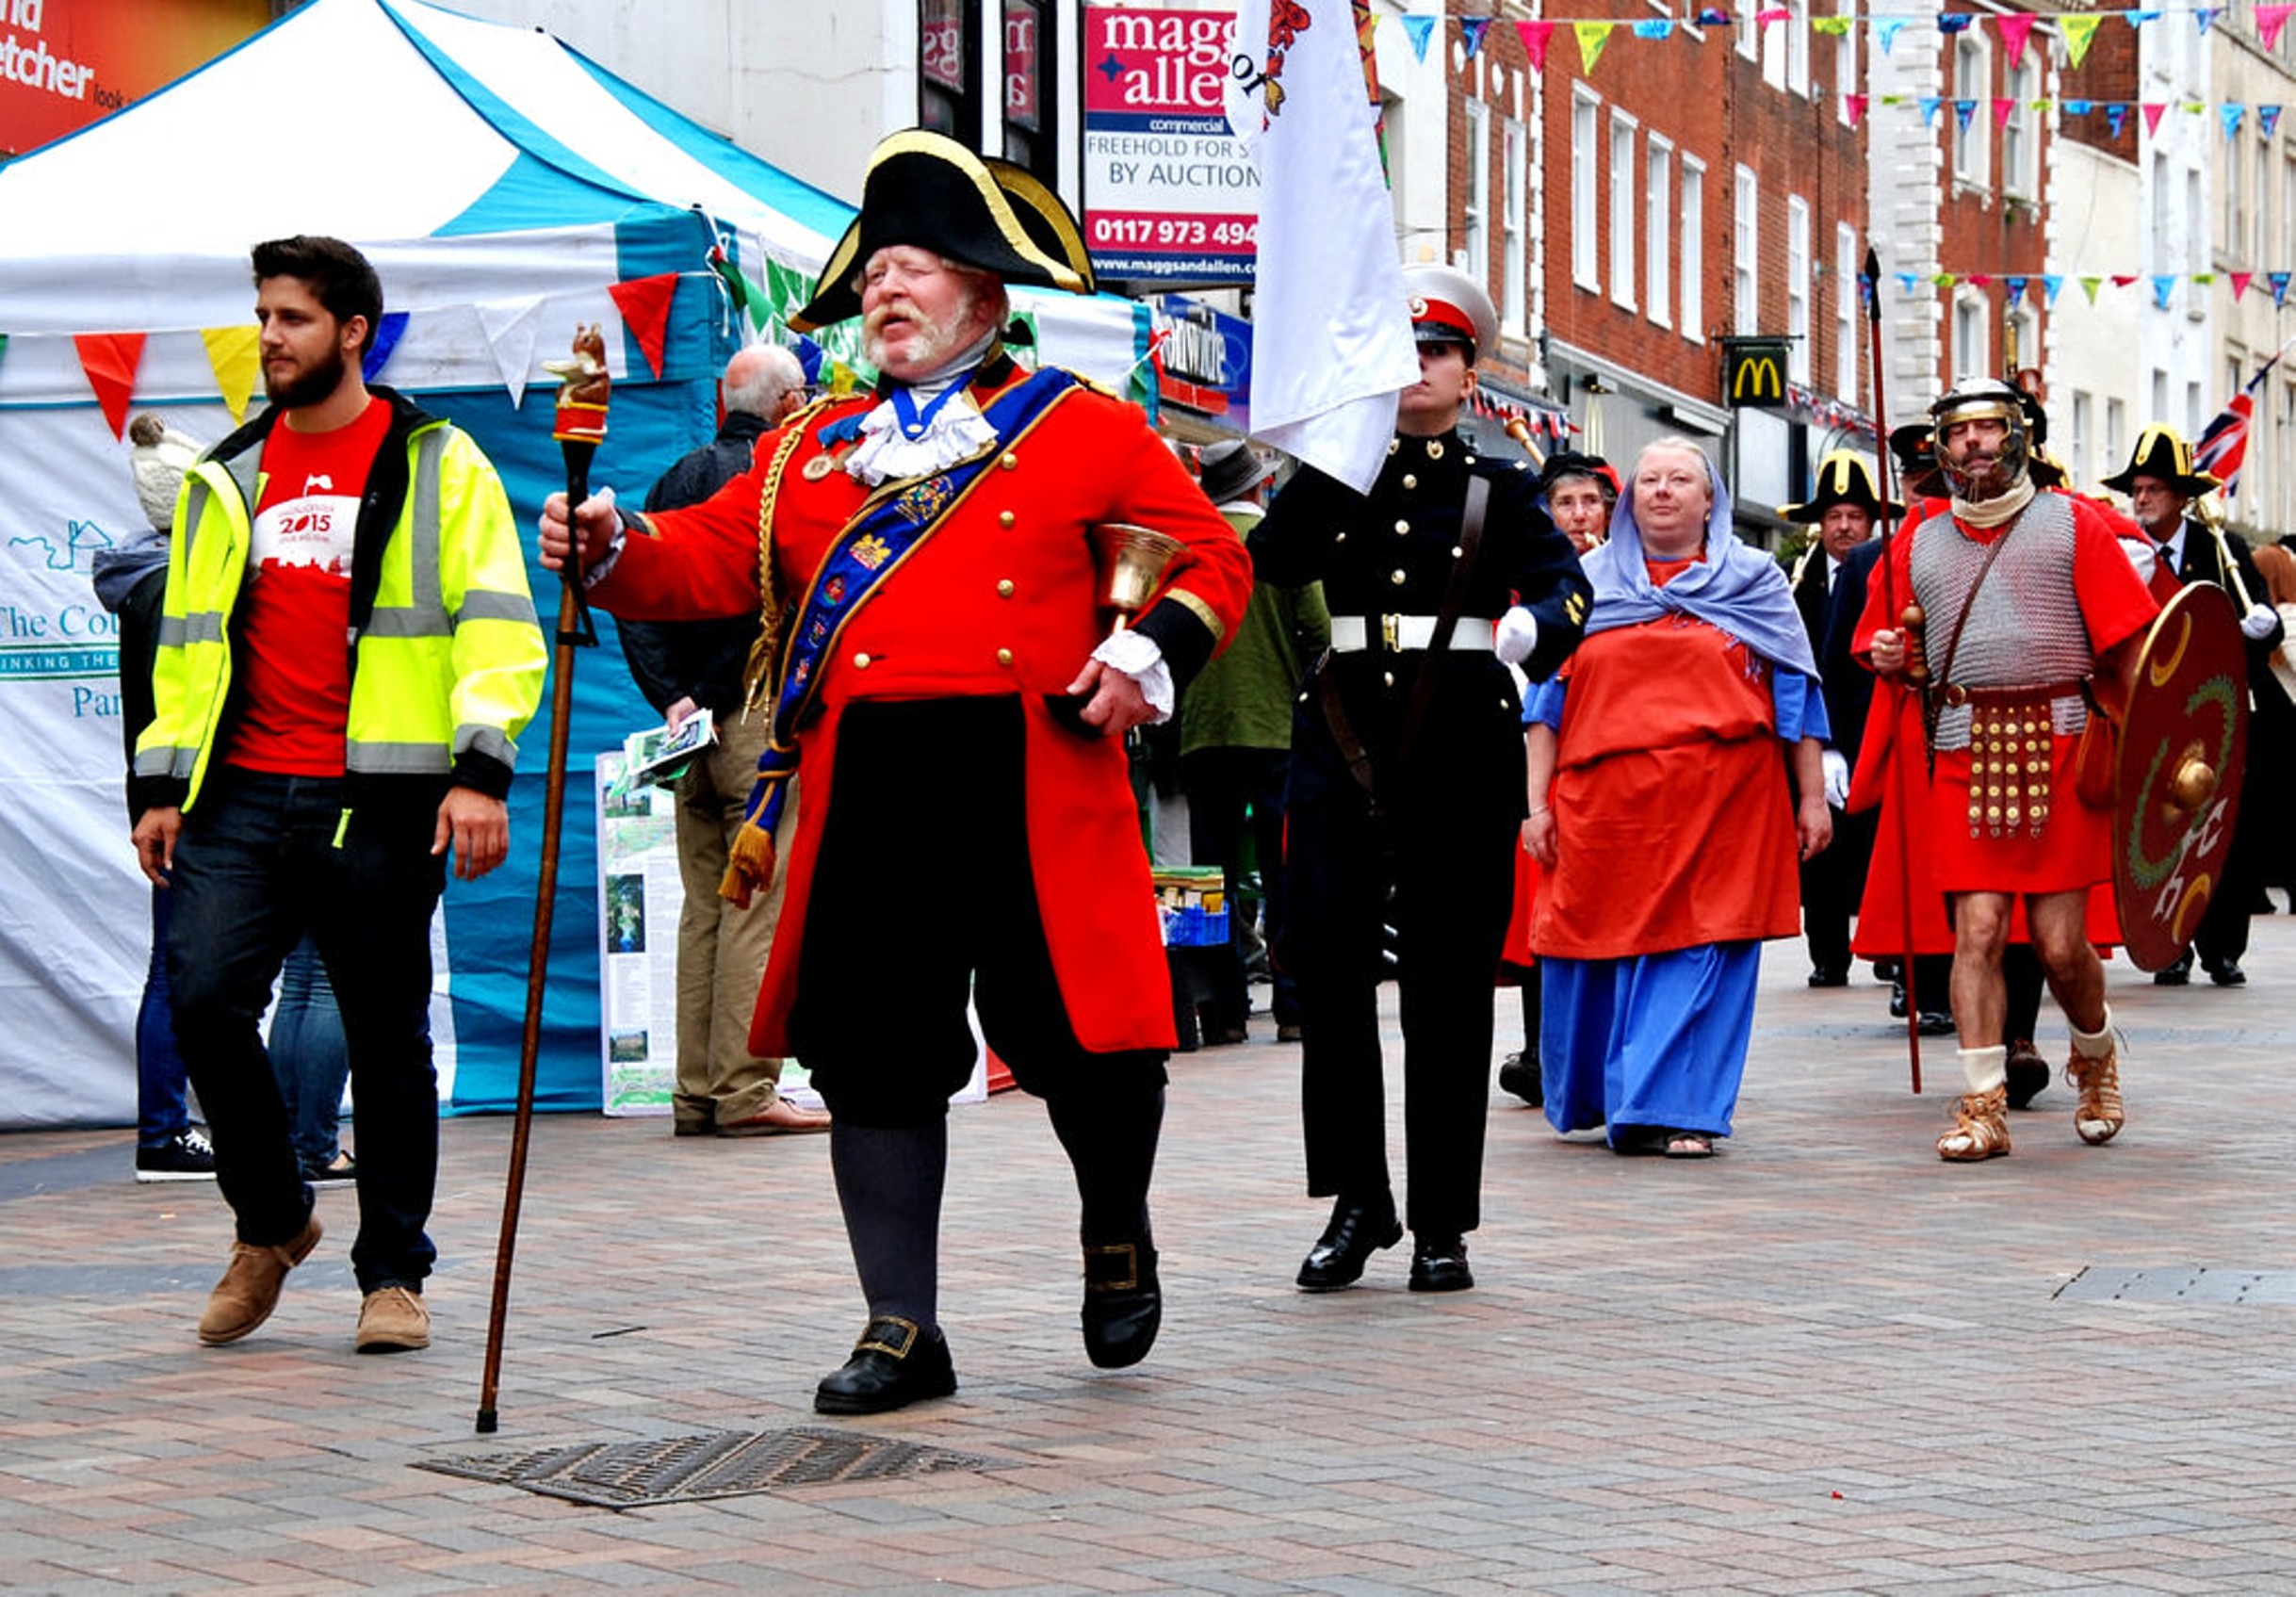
[476,327,607,1434]
[1861,247,1925,1094]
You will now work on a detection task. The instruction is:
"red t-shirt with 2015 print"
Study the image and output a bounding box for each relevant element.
[226,397,392,775]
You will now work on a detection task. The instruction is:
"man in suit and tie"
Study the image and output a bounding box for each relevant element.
[2104,426,2288,987]
[1783,452,1900,991]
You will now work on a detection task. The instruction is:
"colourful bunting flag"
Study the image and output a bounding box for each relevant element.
[1844,93,1866,127]
[1937,12,1972,32]
[1460,17,1490,59]
[2003,275,2027,302]
[199,325,260,423]
[2040,274,2063,304]
[609,272,679,379]
[2262,4,2295,52]
[2064,97,2092,115]
[73,333,144,440]
[2271,271,2292,306]
[1965,273,1993,288]
[2079,277,2103,304]
[2231,270,2254,301]
[1574,21,1614,72]
[1932,272,1957,288]
[1952,99,1978,133]
[2104,104,2129,139]
[2262,106,2285,139]
[1515,18,1555,70]
[2110,274,2140,288]
[1876,19,1907,53]
[2151,275,2176,310]
[1992,97,2014,131]
[2125,8,2161,29]
[2223,104,2247,140]
[362,310,409,383]
[1697,8,1729,26]
[1812,15,1851,35]
[1632,19,1674,40]
[2141,102,2168,138]
[475,297,544,409]
[2061,16,2102,69]
[1919,96,1943,127]
[1996,13,2036,65]
[1896,272,1918,295]
[1399,14,1434,60]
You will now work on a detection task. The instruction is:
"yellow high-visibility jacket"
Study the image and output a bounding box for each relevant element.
[133,388,546,814]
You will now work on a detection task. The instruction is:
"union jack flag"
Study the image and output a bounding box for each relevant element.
[2193,342,2291,497]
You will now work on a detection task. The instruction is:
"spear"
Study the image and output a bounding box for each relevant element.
[1862,248,1923,1095]
[476,326,607,1433]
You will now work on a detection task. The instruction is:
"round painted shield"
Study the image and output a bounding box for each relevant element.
[2112,582,2250,971]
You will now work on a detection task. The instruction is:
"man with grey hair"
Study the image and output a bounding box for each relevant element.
[618,341,828,1138]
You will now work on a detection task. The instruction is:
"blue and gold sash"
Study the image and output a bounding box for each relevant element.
[739,365,1082,842]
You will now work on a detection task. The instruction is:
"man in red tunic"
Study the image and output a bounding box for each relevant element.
[1857,379,2157,1161]
[541,131,1250,1412]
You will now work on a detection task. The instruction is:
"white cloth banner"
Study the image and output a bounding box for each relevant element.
[1228,0,1417,494]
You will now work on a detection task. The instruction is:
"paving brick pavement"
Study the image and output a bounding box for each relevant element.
[5,912,2296,1594]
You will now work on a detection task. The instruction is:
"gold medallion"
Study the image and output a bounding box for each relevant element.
[803,454,837,481]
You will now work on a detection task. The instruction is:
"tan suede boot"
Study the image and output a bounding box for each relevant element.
[197,1215,323,1345]
[355,1285,431,1353]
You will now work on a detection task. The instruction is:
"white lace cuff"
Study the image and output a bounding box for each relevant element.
[1092,628,1174,722]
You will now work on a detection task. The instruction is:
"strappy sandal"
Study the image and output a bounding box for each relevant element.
[1662,1131,1714,1158]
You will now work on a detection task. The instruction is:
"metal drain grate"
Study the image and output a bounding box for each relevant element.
[417,1426,1013,1507]
[2059,1266,2296,1305]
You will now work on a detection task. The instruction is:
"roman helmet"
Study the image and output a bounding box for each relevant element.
[1929,376,2030,499]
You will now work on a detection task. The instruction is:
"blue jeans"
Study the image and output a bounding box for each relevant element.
[168,767,448,1292]
[270,937,349,1175]
[137,882,194,1149]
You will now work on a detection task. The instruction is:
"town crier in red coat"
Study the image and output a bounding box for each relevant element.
[541,130,1250,1415]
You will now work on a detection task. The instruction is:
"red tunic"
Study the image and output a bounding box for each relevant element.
[593,369,1252,1055]
[1533,562,1803,960]
[1851,493,2156,895]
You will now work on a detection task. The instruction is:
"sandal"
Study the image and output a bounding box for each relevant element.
[1661,1131,1714,1159]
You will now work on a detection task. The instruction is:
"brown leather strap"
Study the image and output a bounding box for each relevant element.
[1316,659,1379,806]
[1925,519,2019,748]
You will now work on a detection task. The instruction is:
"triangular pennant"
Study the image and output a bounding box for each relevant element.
[1919,96,1944,127]
[1574,21,1615,72]
[2195,7,2221,35]
[2262,4,2296,53]
[1459,16,1490,59]
[2105,103,2130,139]
[2003,275,2028,303]
[1953,99,1978,133]
[1812,15,1852,35]
[73,333,144,440]
[1966,273,1994,288]
[1876,18,1908,53]
[1632,19,1675,40]
[199,325,261,423]
[1992,97,2015,131]
[2182,98,2207,116]
[1400,14,1434,59]
[1755,7,1790,25]
[2152,275,2177,310]
[2079,276,2103,304]
[2262,106,2285,139]
[361,309,409,383]
[1844,93,1867,127]
[1932,272,1958,288]
[2110,273,2140,287]
[1996,13,2037,64]
[476,297,546,409]
[1896,272,1919,294]
[2065,97,2092,115]
[2223,103,2247,140]
[2125,8,2161,29]
[2061,15,2102,69]
[2141,102,2168,138]
[2193,272,2215,286]
[2039,273,2064,304]
[1514,18,1555,70]
[1938,12,1973,31]
[2271,270,2293,306]
[609,271,679,379]
[1696,8,1730,25]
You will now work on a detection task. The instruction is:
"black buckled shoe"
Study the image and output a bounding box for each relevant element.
[813,1316,957,1415]
[1081,1238,1162,1369]
[1408,1234,1474,1293]
[2206,957,2246,987]
[1295,1196,1403,1292]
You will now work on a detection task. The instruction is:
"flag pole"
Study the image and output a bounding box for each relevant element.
[1863,246,1924,1095]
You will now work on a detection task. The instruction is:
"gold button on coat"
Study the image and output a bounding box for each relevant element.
[997,648,1014,666]
[853,653,871,669]
[997,579,1016,597]
[999,511,1016,527]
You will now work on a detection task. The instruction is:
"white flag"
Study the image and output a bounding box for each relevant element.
[1229,0,1418,494]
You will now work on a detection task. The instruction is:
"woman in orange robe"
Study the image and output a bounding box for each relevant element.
[1523,439,1832,1156]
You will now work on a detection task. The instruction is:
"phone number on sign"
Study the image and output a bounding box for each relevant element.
[1088,216,1256,249]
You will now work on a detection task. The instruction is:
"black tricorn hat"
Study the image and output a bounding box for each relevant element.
[790,130,1096,332]
[1534,450,1620,501]
[2100,423,2221,497]
[1778,450,1906,523]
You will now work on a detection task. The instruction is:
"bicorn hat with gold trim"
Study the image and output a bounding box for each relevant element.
[1778,449,1906,523]
[2100,423,2221,497]
[790,129,1096,332]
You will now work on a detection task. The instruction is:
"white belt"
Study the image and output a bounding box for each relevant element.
[1328,614,1495,652]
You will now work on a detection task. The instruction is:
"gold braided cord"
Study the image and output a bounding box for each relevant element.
[742,397,838,712]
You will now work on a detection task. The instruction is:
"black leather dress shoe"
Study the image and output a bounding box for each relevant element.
[2155,952,2193,986]
[2206,958,2247,987]
[1888,980,1909,1018]
[1081,1238,1161,1369]
[1496,1051,1542,1106]
[1295,1197,1403,1291]
[813,1316,957,1415]
[1408,1234,1474,1293]
[1807,967,1849,988]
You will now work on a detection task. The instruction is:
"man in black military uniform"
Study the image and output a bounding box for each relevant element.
[1252,266,1590,1294]
[2105,424,2288,987]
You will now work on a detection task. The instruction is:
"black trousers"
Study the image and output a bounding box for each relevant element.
[1283,675,1522,1239]
[1180,744,1298,1032]
[1799,805,1875,975]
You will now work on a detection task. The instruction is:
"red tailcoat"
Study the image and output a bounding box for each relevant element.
[593,368,1252,1056]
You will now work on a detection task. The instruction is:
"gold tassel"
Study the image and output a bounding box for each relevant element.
[720,821,778,909]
